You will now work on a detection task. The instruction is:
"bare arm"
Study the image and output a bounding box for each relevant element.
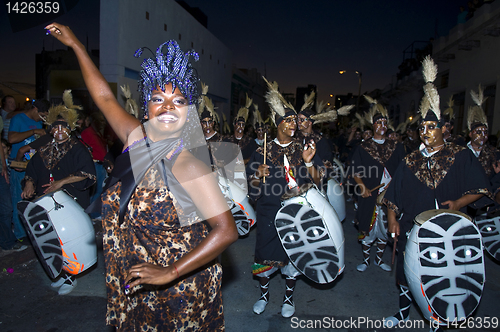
[8,128,44,144]
[441,193,483,211]
[45,23,140,144]
[303,139,322,186]
[353,175,370,198]
[41,175,87,194]
[387,208,400,237]
[125,152,238,287]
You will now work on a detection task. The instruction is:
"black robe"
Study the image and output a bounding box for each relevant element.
[24,137,96,209]
[246,139,323,267]
[350,138,405,235]
[384,142,490,284]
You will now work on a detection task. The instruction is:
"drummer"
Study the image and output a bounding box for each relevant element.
[350,95,405,273]
[296,94,333,185]
[246,78,324,318]
[383,57,490,329]
[21,91,96,295]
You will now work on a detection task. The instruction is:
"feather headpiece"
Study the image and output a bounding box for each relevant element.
[363,95,388,125]
[420,56,441,121]
[197,82,219,123]
[310,105,354,124]
[442,96,455,123]
[300,91,316,112]
[353,112,368,131]
[45,89,81,131]
[235,94,252,124]
[467,84,488,131]
[315,100,327,114]
[253,104,265,128]
[263,76,295,125]
[222,113,231,134]
[120,85,139,118]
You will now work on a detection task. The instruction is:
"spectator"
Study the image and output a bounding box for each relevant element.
[466,1,476,20]
[8,99,49,240]
[457,6,468,24]
[1,95,18,140]
[0,138,27,254]
[80,112,108,216]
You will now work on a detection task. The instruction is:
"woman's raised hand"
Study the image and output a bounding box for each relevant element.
[45,23,81,49]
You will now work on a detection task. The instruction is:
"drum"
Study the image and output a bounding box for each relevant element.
[405,209,485,324]
[326,178,346,222]
[17,190,97,279]
[218,176,256,236]
[275,183,345,284]
[475,213,500,261]
[330,158,344,186]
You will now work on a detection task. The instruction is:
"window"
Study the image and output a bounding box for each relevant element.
[146,12,149,20]
[164,24,167,31]
[437,71,449,89]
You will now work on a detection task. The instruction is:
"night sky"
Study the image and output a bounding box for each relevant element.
[0,0,461,104]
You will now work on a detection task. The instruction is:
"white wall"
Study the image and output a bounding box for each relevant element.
[100,0,232,114]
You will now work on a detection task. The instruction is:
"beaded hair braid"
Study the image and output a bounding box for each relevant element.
[134,40,200,121]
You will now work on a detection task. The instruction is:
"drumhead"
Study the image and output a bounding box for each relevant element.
[414,209,471,226]
[281,183,314,201]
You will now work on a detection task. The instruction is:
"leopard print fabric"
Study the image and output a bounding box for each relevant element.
[102,167,224,331]
[257,139,304,171]
[404,142,464,190]
[360,139,398,167]
[478,144,499,178]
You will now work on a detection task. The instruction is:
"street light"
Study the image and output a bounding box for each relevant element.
[339,70,362,114]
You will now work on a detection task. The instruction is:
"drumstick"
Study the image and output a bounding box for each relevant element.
[392,236,397,265]
[369,183,384,193]
[263,133,267,183]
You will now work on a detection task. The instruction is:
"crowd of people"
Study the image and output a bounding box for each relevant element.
[1,22,499,332]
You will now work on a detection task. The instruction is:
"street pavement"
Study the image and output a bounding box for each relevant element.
[1,200,500,332]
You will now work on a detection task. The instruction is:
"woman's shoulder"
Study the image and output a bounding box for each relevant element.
[173,150,212,180]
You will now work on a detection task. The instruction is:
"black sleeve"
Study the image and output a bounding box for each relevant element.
[29,134,52,151]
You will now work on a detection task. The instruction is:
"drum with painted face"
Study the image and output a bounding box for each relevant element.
[17,190,97,279]
[475,213,500,261]
[405,209,485,325]
[275,183,345,284]
[218,175,256,236]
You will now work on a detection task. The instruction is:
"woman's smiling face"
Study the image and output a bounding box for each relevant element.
[147,84,188,140]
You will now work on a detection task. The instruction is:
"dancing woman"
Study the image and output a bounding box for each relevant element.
[46,23,238,331]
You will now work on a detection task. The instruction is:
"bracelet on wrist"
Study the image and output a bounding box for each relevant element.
[304,161,314,168]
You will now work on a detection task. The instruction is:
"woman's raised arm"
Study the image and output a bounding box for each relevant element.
[45,23,140,144]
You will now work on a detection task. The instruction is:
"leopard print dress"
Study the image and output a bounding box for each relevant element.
[101,166,224,331]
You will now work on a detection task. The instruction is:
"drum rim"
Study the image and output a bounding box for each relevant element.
[281,183,315,201]
[414,209,472,226]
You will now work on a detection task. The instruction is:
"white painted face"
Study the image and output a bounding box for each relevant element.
[475,215,500,261]
[416,213,484,321]
[275,203,340,284]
